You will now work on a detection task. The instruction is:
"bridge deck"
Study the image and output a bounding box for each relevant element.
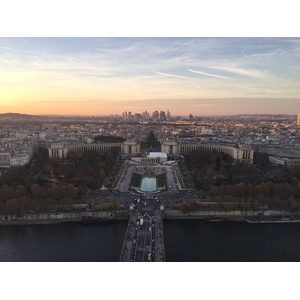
[119,209,165,262]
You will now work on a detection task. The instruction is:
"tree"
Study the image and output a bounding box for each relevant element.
[274,183,287,200]
[112,200,119,213]
[66,150,77,160]
[253,201,259,212]
[246,183,254,197]
[240,199,247,213]
[210,186,220,197]
[224,201,237,212]
[180,200,202,213]
[16,185,26,199]
[0,200,5,212]
[198,190,206,199]
[206,168,214,180]
[0,184,15,201]
[83,190,96,203]
[98,168,106,181]
[5,198,19,213]
[291,198,299,212]
[43,164,54,176]
[19,196,32,211]
[76,185,86,197]
[68,184,76,200]
[234,183,246,198]
[50,185,62,200]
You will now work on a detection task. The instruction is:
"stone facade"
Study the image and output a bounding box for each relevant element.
[48,139,141,159]
[48,137,253,162]
[161,138,253,162]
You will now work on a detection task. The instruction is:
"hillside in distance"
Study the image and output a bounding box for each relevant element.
[0,113,100,124]
[0,113,52,124]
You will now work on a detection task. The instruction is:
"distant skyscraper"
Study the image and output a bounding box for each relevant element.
[167,109,171,120]
[152,111,159,121]
[297,113,300,125]
[159,111,166,121]
[143,111,149,120]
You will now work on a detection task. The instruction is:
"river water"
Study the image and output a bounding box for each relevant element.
[1,220,300,262]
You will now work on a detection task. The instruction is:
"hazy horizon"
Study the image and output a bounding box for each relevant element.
[1,37,299,116]
[0,111,297,118]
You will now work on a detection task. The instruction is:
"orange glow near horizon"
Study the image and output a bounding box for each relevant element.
[1,37,300,116]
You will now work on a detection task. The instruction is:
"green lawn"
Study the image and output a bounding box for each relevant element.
[130,172,142,188]
[157,173,167,189]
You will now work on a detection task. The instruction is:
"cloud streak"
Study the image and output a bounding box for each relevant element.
[0,46,21,52]
[152,71,191,80]
[188,68,229,79]
[237,85,258,90]
[213,66,267,79]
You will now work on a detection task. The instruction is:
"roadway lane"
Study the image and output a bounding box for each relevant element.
[135,214,153,262]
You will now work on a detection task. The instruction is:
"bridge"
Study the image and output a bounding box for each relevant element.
[119,208,165,262]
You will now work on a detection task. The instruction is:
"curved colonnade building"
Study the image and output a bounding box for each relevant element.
[48,139,141,159]
[161,138,253,162]
[48,138,253,163]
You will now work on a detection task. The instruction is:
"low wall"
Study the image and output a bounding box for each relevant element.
[162,210,292,220]
[0,210,130,225]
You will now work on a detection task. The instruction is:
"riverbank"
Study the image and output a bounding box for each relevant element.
[0,211,129,226]
[1,209,297,226]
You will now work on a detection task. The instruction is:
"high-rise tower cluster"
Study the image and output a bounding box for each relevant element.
[122,109,171,121]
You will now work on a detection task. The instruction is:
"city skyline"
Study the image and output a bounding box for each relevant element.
[0,37,300,116]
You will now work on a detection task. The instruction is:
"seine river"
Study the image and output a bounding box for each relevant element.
[1,220,300,262]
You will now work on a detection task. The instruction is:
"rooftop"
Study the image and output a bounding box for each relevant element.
[147,152,167,158]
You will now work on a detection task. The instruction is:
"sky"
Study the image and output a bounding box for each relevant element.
[0,37,300,116]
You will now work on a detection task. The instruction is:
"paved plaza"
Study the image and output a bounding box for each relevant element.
[117,162,181,193]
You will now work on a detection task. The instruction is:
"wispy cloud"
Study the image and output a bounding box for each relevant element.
[188,69,228,79]
[152,71,191,80]
[265,89,282,94]
[237,85,258,90]
[0,46,20,51]
[237,85,282,95]
[213,66,267,79]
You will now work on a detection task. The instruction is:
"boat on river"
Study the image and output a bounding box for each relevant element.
[205,217,226,223]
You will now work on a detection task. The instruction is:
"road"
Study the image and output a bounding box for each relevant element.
[134,214,153,262]
[119,207,165,262]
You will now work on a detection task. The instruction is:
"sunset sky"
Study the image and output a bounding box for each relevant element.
[0,37,299,116]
